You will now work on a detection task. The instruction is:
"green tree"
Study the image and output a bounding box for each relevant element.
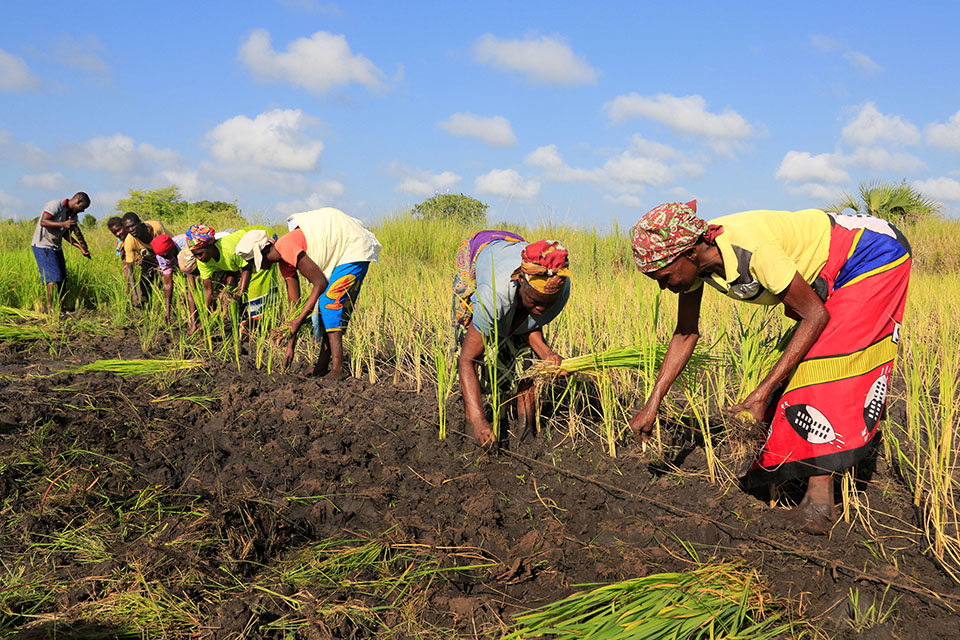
[82,213,97,228]
[113,186,243,227]
[825,180,943,223]
[412,193,488,225]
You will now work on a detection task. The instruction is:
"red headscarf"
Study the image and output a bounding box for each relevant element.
[512,240,571,295]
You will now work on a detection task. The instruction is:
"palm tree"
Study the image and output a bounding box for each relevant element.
[824,180,943,223]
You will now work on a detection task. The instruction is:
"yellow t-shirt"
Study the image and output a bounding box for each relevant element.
[696,209,831,305]
[123,221,170,264]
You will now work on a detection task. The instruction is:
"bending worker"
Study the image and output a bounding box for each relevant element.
[186,224,278,325]
[452,231,571,449]
[628,201,911,534]
[235,207,381,379]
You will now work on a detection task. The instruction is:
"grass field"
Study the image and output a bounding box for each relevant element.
[1,212,959,638]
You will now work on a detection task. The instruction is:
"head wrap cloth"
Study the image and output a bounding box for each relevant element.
[630,200,723,273]
[186,224,216,248]
[512,240,571,295]
[177,248,197,273]
[150,234,175,256]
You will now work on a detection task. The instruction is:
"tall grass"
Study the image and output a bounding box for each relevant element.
[3,212,960,582]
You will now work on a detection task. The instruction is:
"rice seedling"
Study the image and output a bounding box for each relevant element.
[0,323,54,341]
[504,562,794,640]
[53,358,205,378]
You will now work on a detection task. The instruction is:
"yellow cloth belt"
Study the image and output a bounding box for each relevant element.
[785,335,897,394]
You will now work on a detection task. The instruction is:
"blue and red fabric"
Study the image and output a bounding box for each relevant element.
[745,214,912,488]
[451,230,526,329]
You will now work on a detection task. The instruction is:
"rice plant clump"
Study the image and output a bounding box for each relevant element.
[505,562,792,640]
[54,359,205,378]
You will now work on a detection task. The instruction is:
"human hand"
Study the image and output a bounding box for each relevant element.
[283,339,296,367]
[543,351,569,377]
[729,389,769,424]
[628,405,658,442]
[188,321,200,335]
[471,419,498,450]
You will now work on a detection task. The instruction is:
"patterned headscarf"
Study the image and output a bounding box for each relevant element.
[186,224,216,248]
[177,247,197,273]
[512,239,571,295]
[630,200,722,273]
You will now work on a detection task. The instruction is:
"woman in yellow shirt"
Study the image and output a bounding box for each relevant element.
[629,201,911,534]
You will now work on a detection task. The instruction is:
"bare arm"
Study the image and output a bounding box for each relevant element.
[39,212,75,230]
[628,286,703,440]
[184,273,200,332]
[284,273,301,310]
[236,267,252,298]
[122,261,139,305]
[161,271,174,320]
[523,328,562,367]
[288,254,328,332]
[281,254,327,366]
[730,272,830,420]
[458,321,495,447]
[202,278,214,311]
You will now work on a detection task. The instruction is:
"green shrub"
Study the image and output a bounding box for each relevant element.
[412,193,487,225]
[82,213,97,228]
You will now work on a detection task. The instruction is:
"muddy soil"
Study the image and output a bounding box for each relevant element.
[0,334,958,639]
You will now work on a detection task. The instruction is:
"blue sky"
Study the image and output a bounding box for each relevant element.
[3,1,960,226]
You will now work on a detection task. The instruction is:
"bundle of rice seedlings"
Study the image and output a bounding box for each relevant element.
[505,563,791,640]
[523,344,720,380]
[0,305,47,320]
[55,358,205,378]
[0,324,53,341]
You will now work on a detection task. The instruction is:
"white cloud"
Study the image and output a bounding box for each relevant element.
[0,189,26,218]
[525,139,703,193]
[775,150,850,184]
[0,48,40,91]
[810,35,843,53]
[785,182,844,201]
[472,33,597,85]
[810,35,884,75]
[68,134,180,175]
[603,194,644,208]
[438,113,516,146]
[606,93,753,145]
[914,177,960,202]
[43,35,109,72]
[475,169,540,199]
[843,51,883,74]
[19,172,68,190]
[926,110,960,151]
[388,162,461,196]
[844,146,925,173]
[206,109,324,171]
[239,29,386,93]
[841,102,919,146]
[275,180,347,212]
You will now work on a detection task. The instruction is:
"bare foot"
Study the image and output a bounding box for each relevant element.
[770,502,835,535]
[517,412,537,444]
[324,367,348,381]
[770,475,836,535]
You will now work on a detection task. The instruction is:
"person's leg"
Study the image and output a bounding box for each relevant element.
[325,331,347,380]
[316,262,369,380]
[794,474,835,533]
[516,379,537,442]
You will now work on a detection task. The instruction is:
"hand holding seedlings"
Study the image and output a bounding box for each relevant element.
[628,404,657,442]
[728,389,767,423]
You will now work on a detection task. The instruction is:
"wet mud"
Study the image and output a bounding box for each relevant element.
[0,335,957,639]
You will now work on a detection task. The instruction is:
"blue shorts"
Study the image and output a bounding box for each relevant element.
[32,246,66,284]
[311,262,369,339]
